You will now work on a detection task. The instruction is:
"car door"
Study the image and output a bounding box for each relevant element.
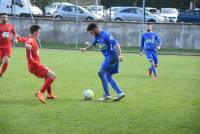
[119,8,132,21]
[129,8,142,22]
[76,7,85,20]
[121,8,141,22]
[61,5,76,20]
[135,8,144,22]
[185,10,195,22]
[194,10,200,22]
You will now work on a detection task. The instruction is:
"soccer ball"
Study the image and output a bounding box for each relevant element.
[83,89,94,100]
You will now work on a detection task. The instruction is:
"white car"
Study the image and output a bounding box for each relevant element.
[53,4,102,21]
[145,7,160,15]
[0,0,42,17]
[85,5,106,19]
[106,7,122,19]
[112,7,165,22]
[45,2,72,17]
[160,8,179,22]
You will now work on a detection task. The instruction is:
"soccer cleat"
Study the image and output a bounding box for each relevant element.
[98,95,112,101]
[35,91,46,103]
[148,68,152,77]
[47,94,57,99]
[113,93,125,101]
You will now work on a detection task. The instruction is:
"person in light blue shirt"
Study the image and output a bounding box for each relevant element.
[140,23,161,79]
[80,23,125,101]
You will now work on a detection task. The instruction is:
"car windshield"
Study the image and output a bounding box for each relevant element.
[20,0,31,6]
[111,7,120,11]
[47,3,58,8]
[149,9,157,13]
[162,8,177,13]
[88,6,103,11]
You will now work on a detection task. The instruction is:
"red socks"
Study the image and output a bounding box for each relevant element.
[0,63,8,76]
[47,86,52,95]
[40,77,54,93]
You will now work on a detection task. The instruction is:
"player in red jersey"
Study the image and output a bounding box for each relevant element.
[18,25,56,103]
[0,13,16,77]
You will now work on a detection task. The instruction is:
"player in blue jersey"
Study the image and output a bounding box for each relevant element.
[140,23,161,79]
[80,23,125,101]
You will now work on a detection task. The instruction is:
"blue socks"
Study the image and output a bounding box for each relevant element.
[98,71,110,96]
[106,73,122,94]
[98,71,122,96]
[151,65,157,77]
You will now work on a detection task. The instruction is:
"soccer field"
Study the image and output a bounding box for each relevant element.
[0,48,200,134]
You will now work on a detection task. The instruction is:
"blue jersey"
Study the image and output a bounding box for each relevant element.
[140,32,161,52]
[92,30,119,57]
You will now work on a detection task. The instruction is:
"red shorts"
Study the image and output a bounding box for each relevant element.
[0,48,11,59]
[28,63,49,78]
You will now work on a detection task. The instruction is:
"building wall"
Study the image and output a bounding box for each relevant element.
[14,18,200,50]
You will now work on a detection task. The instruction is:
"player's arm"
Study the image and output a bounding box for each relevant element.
[80,44,94,52]
[116,44,123,62]
[105,33,123,61]
[24,42,38,64]
[11,25,19,43]
[140,35,145,56]
[25,43,32,50]
[155,34,161,50]
[16,35,27,43]
[11,25,16,35]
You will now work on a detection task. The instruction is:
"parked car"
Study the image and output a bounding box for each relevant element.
[45,2,72,17]
[85,5,106,19]
[112,7,165,22]
[177,9,200,23]
[106,7,123,19]
[0,0,42,17]
[160,8,178,22]
[53,4,102,21]
[145,7,160,15]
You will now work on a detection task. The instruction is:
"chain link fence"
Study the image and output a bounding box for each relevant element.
[12,0,200,55]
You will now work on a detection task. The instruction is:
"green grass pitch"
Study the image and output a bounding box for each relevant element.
[0,48,200,134]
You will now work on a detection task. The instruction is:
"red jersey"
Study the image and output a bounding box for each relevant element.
[25,37,40,65]
[0,23,16,48]
[17,36,49,78]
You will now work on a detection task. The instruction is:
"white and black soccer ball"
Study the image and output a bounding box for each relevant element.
[83,89,94,100]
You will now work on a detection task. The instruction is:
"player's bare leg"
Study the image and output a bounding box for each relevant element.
[35,91,46,103]
[148,68,152,77]
[46,70,56,99]
[35,71,56,103]
[147,61,153,77]
[0,56,9,77]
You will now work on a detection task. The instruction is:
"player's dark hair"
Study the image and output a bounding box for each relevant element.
[0,13,8,17]
[87,23,98,31]
[147,23,152,25]
[30,25,41,34]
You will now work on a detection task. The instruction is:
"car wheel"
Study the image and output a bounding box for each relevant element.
[86,17,94,21]
[148,19,156,22]
[114,18,123,21]
[55,16,63,20]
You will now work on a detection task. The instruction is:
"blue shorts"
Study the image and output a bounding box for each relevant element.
[100,54,119,74]
[145,50,158,65]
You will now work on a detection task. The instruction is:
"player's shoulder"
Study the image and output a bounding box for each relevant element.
[151,32,158,36]
[7,23,14,27]
[25,37,34,44]
[142,32,148,36]
[101,30,111,37]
